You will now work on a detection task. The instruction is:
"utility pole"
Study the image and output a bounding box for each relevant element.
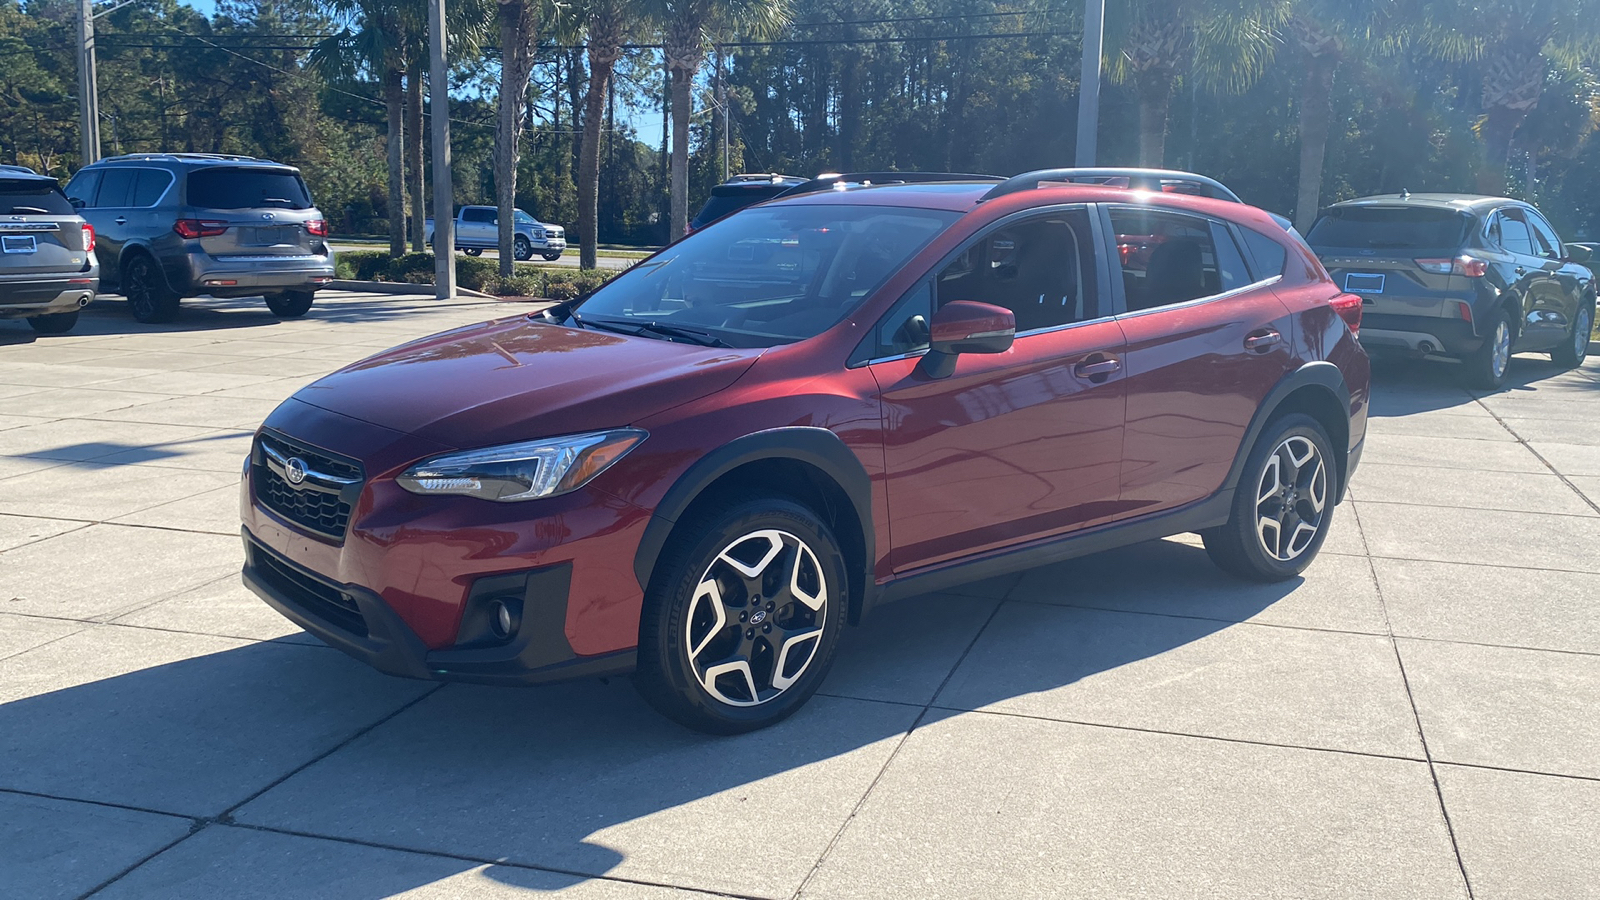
[1076,0,1104,167]
[427,0,455,299]
[77,0,101,165]
[716,47,729,181]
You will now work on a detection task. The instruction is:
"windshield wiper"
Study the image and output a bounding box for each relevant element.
[7,206,48,214]
[581,316,730,347]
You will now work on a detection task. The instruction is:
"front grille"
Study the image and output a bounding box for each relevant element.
[249,540,367,636]
[253,431,364,543]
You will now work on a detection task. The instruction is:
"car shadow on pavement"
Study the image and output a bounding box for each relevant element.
[1367,351,1599,415]
[0,538,1303,896]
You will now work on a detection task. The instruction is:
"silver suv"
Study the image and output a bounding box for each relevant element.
[65,153,334,323]
[0,165,99,334]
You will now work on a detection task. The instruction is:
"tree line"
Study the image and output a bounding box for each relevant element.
[4,0,1600,270]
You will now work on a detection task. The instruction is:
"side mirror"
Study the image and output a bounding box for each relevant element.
[1565,243,1593,263]
[69,197,86,209]
[918,300,1015,378]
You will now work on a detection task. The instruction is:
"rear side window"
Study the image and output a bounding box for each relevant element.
[0,178,74,215]
[462,208,495,223]
[187,168,312,210]
[1306,206,1471,249]
[1108,208,1246,312]
[131,169,172,207]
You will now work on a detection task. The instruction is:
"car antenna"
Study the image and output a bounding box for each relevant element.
[1400,188,1411,200]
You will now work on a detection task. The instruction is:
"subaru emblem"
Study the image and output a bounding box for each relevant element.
[285,457,307,485]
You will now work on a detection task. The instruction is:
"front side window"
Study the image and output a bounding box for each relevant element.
[936,211,1099,333]
[64,170,100,208]
[1526,210,1563,259]
[1497,211,1537,256]
[574,204,958,349]
[1110,208,1246,312]
[187,168,312,210]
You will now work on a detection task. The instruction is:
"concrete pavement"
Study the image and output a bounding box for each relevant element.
[2,291,1598,899]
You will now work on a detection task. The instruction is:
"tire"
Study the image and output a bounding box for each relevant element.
[634,496,848,734]
[1202,413,1337,582]
[122,254,180,324]
[513,237,533,261]
[1465,306,1514,389]
[541,250,562,261]
[463,248,482,257]
[265,290,315,318]
[27,310,79,334]
[1552,300,1593,369]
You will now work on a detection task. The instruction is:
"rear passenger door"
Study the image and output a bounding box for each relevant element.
[1106,206,1297,515]
[866,206,1129,572]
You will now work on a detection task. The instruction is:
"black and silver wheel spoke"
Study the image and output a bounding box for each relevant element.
[683,528,827,707]
[1254,435,1327,563]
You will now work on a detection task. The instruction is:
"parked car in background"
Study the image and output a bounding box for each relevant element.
[687,173,807,234]
[64,153,334,323]
[1308,193,1594,387]
[424,206,566,261]
[0,165,98,334]
[242,167,1368,734]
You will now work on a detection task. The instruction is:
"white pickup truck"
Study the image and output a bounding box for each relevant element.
[424,206,566,261]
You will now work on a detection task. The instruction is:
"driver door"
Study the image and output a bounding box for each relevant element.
[863,208,1129,573]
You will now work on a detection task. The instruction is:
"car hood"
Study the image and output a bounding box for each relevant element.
[290,316,761,449]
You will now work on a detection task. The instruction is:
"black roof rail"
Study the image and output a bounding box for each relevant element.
[776,171,1004,198]
[979,168,1243,203]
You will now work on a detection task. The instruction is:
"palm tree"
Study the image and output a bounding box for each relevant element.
[1107,0,1283,168]
[654,0,792,239]
[577,0,633,268]
[494,0,546,277]
[1285,0,1395,231]
[1410,0,1599,194]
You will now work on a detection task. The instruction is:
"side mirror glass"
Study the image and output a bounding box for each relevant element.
[1565,243,1593,263]
[918,300,1015,378]
[69,197,86,209]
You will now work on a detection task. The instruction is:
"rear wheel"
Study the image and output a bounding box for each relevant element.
[1203,414,1336,582]
[1465,307,1513,389]
[513,236,533,261]
[635,497,846,734]
[27,310,79,334]
[1552,301,1593,369]
[463,248,482,257]
[123,255,180,323]
[541,250,562,261]
[265,290,314,318]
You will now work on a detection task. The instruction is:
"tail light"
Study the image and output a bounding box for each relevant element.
[1415,255,1488,278]
[81,222,95,253]
[1330,293,1363,337]
[173,219,229,239]
[305,219,328,237]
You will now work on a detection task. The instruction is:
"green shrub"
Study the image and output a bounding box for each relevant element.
[334,249,620,299]
[545,281,581,303]
[455,256,498,292]
[334,249,390,281]
[494,274,542,297]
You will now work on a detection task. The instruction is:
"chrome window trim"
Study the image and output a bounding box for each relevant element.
[1113,275,1283,323]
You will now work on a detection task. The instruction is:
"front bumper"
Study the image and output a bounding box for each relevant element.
[186,249,336,297]
[540,237,567,252]
[0,273,99,319]
[242,531,634,685]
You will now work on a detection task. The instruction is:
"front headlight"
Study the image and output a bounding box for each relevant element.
[397,429,645,502]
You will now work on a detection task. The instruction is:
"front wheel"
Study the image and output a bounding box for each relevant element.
[513,237,533,261]
[1202,414,1336,582]
[1552,300,1593,369]
[635,497,847,734]
[541,250,562,261]
[265,290,314,318]
[1466,307,1514,389]
[28,310,80,334]
[462,247,482,257]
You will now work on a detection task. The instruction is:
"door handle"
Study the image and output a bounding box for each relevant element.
[1244,329,1282,352]
[114,217,127,225]
[1073,357,1122,381]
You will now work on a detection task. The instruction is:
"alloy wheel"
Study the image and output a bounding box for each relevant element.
[1491,320,1512,380]
[1576,308,1592,362]
[684,529,827,707]
[1254,435,1328,563]
[126,260,155,319]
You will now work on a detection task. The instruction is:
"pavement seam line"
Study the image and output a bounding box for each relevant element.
[1471,393,1600,516]
[789,596,1010,900]
[76,822,211,900]
[1365,547,1477,898]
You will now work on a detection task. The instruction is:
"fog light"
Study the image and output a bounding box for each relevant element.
[489,598,519,640]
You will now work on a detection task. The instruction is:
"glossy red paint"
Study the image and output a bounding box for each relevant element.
[242,176,1369,685]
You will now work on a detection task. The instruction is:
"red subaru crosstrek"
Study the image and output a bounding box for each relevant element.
[242,169,1369,733]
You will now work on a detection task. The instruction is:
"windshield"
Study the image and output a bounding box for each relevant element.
[1307,206,1471,249]
[0,179,73,215]
[514,210,535,224]
[187,167,313,210]
[574,204,959,349]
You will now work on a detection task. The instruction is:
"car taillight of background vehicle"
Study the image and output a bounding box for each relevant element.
[173,219,230,239]
[1414,255,1488,277]
[306,219,328,237]
[81,222,94,253]
[1329,293,1363,336]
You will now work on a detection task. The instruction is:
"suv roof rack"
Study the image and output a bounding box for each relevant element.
[980,168,1242,203]
[97,152,263,163]
[724,173,806,185]
[777,171,1004,198]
